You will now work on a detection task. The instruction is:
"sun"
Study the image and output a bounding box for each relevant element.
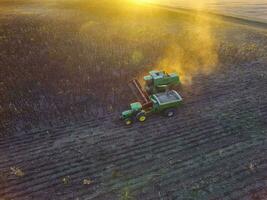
[130,0,152,4]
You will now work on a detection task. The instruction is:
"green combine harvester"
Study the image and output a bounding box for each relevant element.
[120,70,183,125]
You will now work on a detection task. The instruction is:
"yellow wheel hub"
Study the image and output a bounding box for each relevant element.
[125,120,132,125]
[139,116,146,122]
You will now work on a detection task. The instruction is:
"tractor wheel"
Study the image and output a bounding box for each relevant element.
[164,108,176,117]
[137,111,147,122]
[124,118,133,125]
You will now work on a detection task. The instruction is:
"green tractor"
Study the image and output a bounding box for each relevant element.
[120,70,182,125]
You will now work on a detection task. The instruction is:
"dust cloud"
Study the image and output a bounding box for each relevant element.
[157,0,219,85]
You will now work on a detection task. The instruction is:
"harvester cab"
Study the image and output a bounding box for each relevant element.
[144,70,180,94]
[120,70,183,125]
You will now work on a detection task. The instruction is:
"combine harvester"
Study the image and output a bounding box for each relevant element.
[120,70,183,125]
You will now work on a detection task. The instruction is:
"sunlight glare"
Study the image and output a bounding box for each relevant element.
[130,0,152,4]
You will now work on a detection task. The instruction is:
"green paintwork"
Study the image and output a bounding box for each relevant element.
[144,70,180,94]
[120,70,182,123]
[121,109,134,119]
[121,102,142,120]
[150,90,182,113]
[120,90,182,121]
[130,102,142,112]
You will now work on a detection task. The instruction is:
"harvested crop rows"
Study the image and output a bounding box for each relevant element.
[1,59,267,200]
[1,1,267,200]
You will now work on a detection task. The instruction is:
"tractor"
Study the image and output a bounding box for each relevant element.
[120,70,183,125]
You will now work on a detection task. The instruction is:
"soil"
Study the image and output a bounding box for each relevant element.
[0,1,266,199]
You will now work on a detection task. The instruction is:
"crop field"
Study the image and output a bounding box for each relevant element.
[0,0,267,199]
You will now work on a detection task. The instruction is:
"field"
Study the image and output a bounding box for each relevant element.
[151,0,267,22]
[0,0,267,199]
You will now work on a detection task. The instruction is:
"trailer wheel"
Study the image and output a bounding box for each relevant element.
[124,118,133,125]
[137,112,147,122]
[164,108,176,117]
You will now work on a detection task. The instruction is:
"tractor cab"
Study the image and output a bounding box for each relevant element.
[121,102,144,125]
